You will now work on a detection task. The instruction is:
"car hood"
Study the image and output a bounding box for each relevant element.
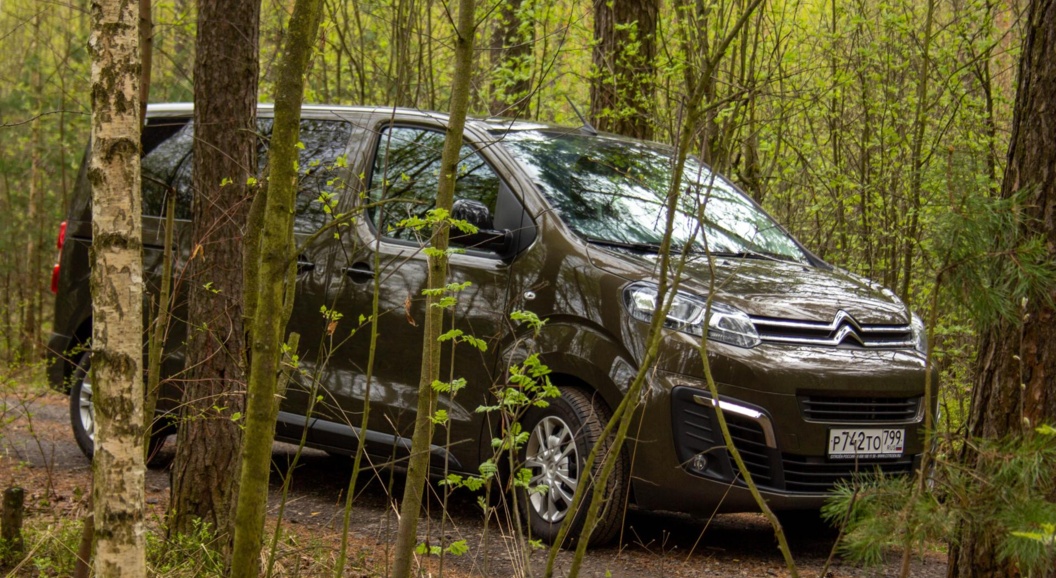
[586,247,910,325]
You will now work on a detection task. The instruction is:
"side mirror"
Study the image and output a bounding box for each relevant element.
[451,199,512,254]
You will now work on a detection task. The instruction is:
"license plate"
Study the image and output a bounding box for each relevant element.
[827,428,904,459]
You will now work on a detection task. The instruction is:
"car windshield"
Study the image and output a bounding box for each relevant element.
[498,129,807,262]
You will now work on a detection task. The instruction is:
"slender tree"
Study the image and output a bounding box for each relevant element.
[87,0,146,573]
[590,0,658,139]
[489,0,534,117]
[230,0,323,574]
[21,12,44,359]
[168,0,261,548]
[390,0,478,573]
[949,0,1056,575]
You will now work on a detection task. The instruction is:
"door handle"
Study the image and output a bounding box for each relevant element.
[345,262,373,283]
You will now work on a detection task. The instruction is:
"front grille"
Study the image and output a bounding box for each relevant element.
[800,395,921,423]
[751,310,914,348]
[724,417,773,484]
[781,454,915,493]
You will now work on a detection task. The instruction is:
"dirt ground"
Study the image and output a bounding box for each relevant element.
[0,380,947,577]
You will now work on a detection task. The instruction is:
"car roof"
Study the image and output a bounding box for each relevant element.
[144,102,582,136]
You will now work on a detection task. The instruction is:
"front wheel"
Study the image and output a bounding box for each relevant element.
[69,353,168,464]
[520,387,627,547]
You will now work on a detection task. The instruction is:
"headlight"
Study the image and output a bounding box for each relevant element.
[911,313,928,355]
[623,282,760,348]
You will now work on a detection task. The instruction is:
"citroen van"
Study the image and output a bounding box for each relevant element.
[48,103,931,545]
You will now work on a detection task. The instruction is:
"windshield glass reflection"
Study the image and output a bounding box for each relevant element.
[499,130,807,262]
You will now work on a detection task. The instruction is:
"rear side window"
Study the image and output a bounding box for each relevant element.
[142,122,194,219]
[141,117,353,232]
[258,118,354,234]
[368,126,501,246]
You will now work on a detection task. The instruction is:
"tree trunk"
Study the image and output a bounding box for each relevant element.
[390,0,477,574]
[87,0,147,573]
[949,0,1056,575]
[590,0,658,139]
[168,0,260,549]
[139,0,152,122]
[488,0,533,117]
[229,0,322,575]
[22,12,44,359]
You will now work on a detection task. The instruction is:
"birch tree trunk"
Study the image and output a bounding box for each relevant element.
[88,0,146,574]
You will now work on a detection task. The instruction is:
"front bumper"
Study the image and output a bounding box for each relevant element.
[629,364,930,516]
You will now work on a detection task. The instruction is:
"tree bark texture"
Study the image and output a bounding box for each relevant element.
[949,0,1056,576]
[139,0,152,122]
[590,0,658,139]
[169,0,260,545]
[88,0,147,573]
[488,0,533,117]
[22,12,44,358]
[229,0,321,574]
[390,0,476,574]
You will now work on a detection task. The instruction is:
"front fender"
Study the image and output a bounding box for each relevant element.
[479,320,638,464]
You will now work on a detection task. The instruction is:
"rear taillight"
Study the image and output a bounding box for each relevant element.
[51,264,61,294]
[51,221,67,294]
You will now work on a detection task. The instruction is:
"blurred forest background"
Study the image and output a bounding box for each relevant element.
[0,0,1025,440]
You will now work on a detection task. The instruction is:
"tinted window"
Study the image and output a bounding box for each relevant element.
[143,118,353,230]
[368,127,500,245]
[142,122,194,219]
[501,131,807,262]
[257,118,354,234]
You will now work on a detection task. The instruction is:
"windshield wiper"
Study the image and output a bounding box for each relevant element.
[584,237,663,254]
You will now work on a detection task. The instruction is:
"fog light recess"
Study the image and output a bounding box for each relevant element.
[691,453,709,472]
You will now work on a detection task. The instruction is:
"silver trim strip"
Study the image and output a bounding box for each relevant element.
[751,310,914,347]
[692,395,777,449]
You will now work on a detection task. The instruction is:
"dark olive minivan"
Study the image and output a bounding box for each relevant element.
[48,103,931,544]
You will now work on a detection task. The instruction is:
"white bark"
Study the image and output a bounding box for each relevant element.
[88,0,146,575]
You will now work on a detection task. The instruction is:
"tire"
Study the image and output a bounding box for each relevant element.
[69,353,169,464]
[519,387,627,547]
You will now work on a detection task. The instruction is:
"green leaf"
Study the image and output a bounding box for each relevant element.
[514,467,533,489]
[438,329,465,342]
[464,335,487,352]
[414,542,441,556]
[440,473,463,487]
[444,540,469,556]
[478,459,498,477]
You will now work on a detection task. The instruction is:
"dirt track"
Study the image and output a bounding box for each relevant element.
[0,385,947,577]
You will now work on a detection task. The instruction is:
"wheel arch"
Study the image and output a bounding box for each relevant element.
[52,316,93,393]
[480,320,640,503]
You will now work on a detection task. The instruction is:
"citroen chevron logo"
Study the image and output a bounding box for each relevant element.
[831,310,864,346]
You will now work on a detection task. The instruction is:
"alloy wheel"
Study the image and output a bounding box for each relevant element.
[524,415,579,523]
